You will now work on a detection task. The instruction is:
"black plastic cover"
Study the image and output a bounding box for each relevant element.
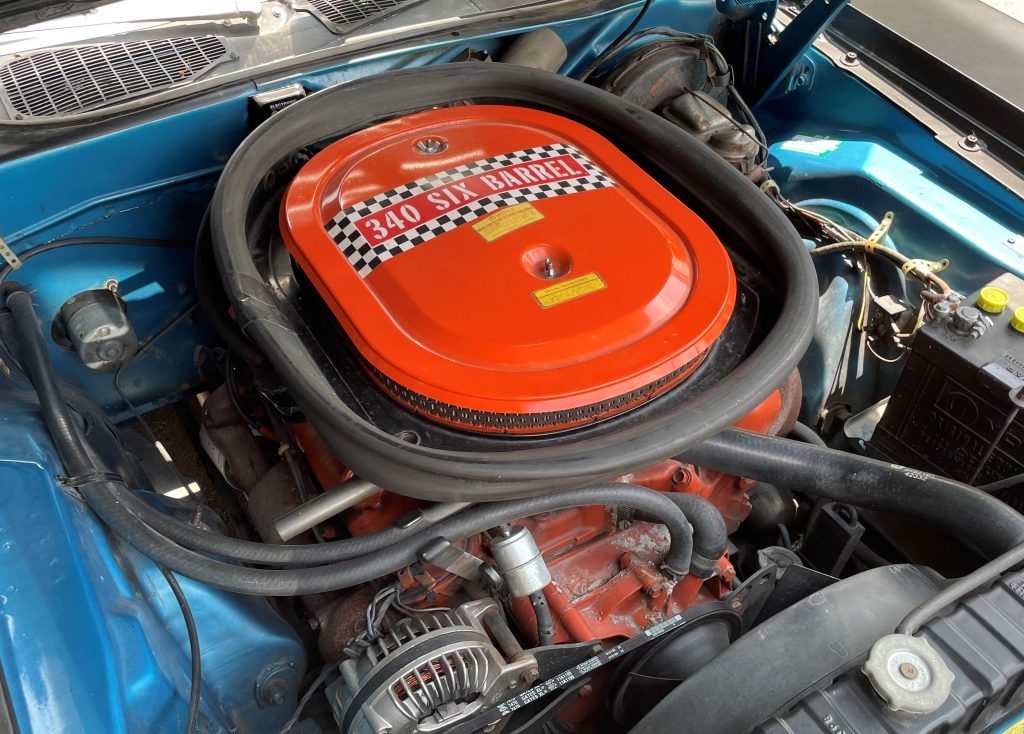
[755,568,1024,733]
[629,565,941,734]
[801,502,865,576]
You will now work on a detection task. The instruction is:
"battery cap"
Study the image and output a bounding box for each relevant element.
[977,286,1009,314]
[1011,306,1024,333]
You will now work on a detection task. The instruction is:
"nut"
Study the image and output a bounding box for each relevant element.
[415,137,448,155]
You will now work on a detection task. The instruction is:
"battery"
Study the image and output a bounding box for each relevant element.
[872,273,1024,487]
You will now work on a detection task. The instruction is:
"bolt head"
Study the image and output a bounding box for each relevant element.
[415,137,448,155]
[99,342,124,360]
[959,134,982,151]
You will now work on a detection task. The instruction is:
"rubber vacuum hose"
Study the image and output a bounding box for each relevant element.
[679,429,1024,560]
[2,284,687,594]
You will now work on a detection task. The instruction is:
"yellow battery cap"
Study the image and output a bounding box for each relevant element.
[977,286,1010,314]
[1011,306,1024,333]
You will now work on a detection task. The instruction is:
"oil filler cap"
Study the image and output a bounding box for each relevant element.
[977,286,1010,314]
[863,634,954,714]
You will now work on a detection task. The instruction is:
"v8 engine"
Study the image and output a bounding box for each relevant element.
[191,63,1024,734]
[3,14,1024,734]
[197,63,814,732]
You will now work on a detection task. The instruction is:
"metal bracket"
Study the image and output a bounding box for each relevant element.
[418,538,485,581]
[717,0,780,92]
[752,0,852,103]
[784,54,816,94]
[901,258,950,283]
[912,257,949,273]
[0,235,21,270]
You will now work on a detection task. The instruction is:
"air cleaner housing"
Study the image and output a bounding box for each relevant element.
[282,105,735,433]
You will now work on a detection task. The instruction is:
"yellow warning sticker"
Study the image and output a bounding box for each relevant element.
[472,203,544,242]
[533,272,607,309]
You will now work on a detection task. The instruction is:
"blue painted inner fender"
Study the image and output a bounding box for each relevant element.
[0,402,306,734]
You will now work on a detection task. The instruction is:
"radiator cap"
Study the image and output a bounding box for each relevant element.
[863,634,954,714]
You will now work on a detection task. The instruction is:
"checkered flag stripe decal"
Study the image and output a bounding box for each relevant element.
[324,143,615,278]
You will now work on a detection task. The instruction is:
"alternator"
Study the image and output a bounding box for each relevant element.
[328,598,539,734]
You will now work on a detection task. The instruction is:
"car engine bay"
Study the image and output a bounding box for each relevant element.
[0,2,1023,733]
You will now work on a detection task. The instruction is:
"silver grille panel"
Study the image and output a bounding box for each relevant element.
[299,0,421,33]
[0,36,231,119]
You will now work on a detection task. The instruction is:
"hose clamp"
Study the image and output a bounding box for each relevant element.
[59,470,125,488]
[688,553,720,579]
[660,563,687,581]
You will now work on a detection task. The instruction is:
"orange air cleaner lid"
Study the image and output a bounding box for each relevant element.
[282,105,735,434]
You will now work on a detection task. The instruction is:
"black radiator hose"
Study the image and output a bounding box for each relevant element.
[194,207,263,366]
[104,477,725,573]
[2,285,97,476]
[637,493,726,578]
[82,481,694,595]
[209,62,818,502]
[679,429,1024,560]
[113,481,456,566]
[1,283,695,595]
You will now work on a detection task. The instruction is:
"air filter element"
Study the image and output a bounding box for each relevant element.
[282,105,735,433]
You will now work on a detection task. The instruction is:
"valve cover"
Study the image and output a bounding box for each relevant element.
[282,105,735,433]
